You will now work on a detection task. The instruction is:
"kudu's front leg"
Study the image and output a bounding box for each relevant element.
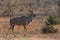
[23,25,27,36]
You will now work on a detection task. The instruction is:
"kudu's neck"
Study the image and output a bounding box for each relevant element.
[29,12,33,17]
[26,13,33,21]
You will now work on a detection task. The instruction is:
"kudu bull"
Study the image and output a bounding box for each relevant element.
[6,4,36,37]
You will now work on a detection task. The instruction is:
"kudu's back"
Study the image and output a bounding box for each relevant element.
[10,16,26,26]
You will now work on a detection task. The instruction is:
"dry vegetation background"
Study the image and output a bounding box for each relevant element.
[0,0,59,40]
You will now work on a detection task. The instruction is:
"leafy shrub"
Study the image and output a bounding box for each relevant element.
[42,26,58,34]
[46,16,59,25]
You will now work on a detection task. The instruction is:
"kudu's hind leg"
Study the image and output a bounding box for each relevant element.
[6,26,11,37]
[11,24,16,37]
[6,24,15,37]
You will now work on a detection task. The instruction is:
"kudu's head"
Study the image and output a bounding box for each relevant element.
[30,12,36,17]
[24,4,36,17]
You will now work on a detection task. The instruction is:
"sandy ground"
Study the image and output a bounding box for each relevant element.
[0,33,60,40]
[0,37,57,40]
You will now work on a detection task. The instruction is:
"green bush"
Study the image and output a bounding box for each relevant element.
[42,26,58,34]
[46,16,59,25]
